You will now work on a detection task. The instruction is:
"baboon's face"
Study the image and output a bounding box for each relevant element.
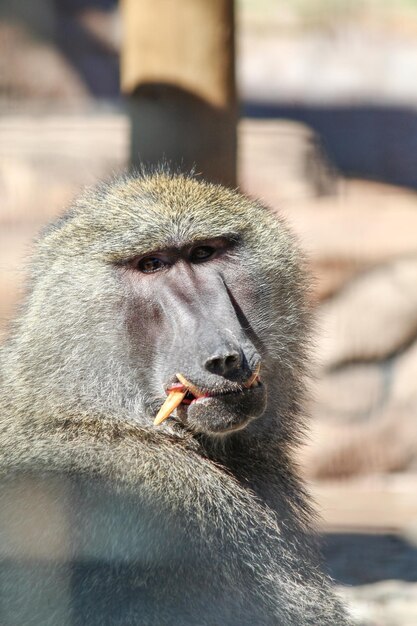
[122,234,266,435]
[32,175,305,436]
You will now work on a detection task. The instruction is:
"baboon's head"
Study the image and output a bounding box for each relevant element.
[11,173,308,438]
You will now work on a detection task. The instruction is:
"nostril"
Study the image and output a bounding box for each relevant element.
[209,357,223,371]
[225,354,239,368]
[205,356,224,375]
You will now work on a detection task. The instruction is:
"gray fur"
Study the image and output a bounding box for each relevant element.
[0,172,350,625]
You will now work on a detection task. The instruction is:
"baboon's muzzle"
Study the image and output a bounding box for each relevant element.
[152,266,266,433]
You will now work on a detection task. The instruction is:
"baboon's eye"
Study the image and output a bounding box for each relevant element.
[137,257,166,273]
[190,246,216,263]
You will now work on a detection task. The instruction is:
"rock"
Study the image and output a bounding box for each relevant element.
[285,181,417,301]
[0,115,128,225]
[0,23,89,105]
[316,257,417,368]
[0,114,128,337]
[313,362,385,422]
[338,581,417,626]
[239,119,337,205]
[301,409,417,479]
[391,337,417,407]
[0,226,36,341]
[303,335,417,479]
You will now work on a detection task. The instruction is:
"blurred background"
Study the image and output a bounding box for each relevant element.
[1,1,417,623]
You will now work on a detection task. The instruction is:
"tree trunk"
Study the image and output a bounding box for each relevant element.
[120,0,236,187]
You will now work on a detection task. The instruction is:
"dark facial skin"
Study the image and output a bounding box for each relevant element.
[122,236,267,435]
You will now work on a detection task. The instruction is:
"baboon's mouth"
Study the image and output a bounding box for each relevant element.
[154,365,261,426]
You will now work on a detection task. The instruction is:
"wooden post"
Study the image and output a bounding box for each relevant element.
[120,0,237,187]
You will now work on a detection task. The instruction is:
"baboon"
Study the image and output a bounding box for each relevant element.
[0,172,350,625]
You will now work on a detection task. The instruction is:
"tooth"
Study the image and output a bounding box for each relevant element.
[243,363,261,389]
[154,389,187,426]
[176,373,202,398]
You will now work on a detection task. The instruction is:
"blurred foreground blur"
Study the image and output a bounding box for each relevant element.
[1,1,417,624]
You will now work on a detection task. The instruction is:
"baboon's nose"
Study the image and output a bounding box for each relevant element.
[204,350,243,377]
